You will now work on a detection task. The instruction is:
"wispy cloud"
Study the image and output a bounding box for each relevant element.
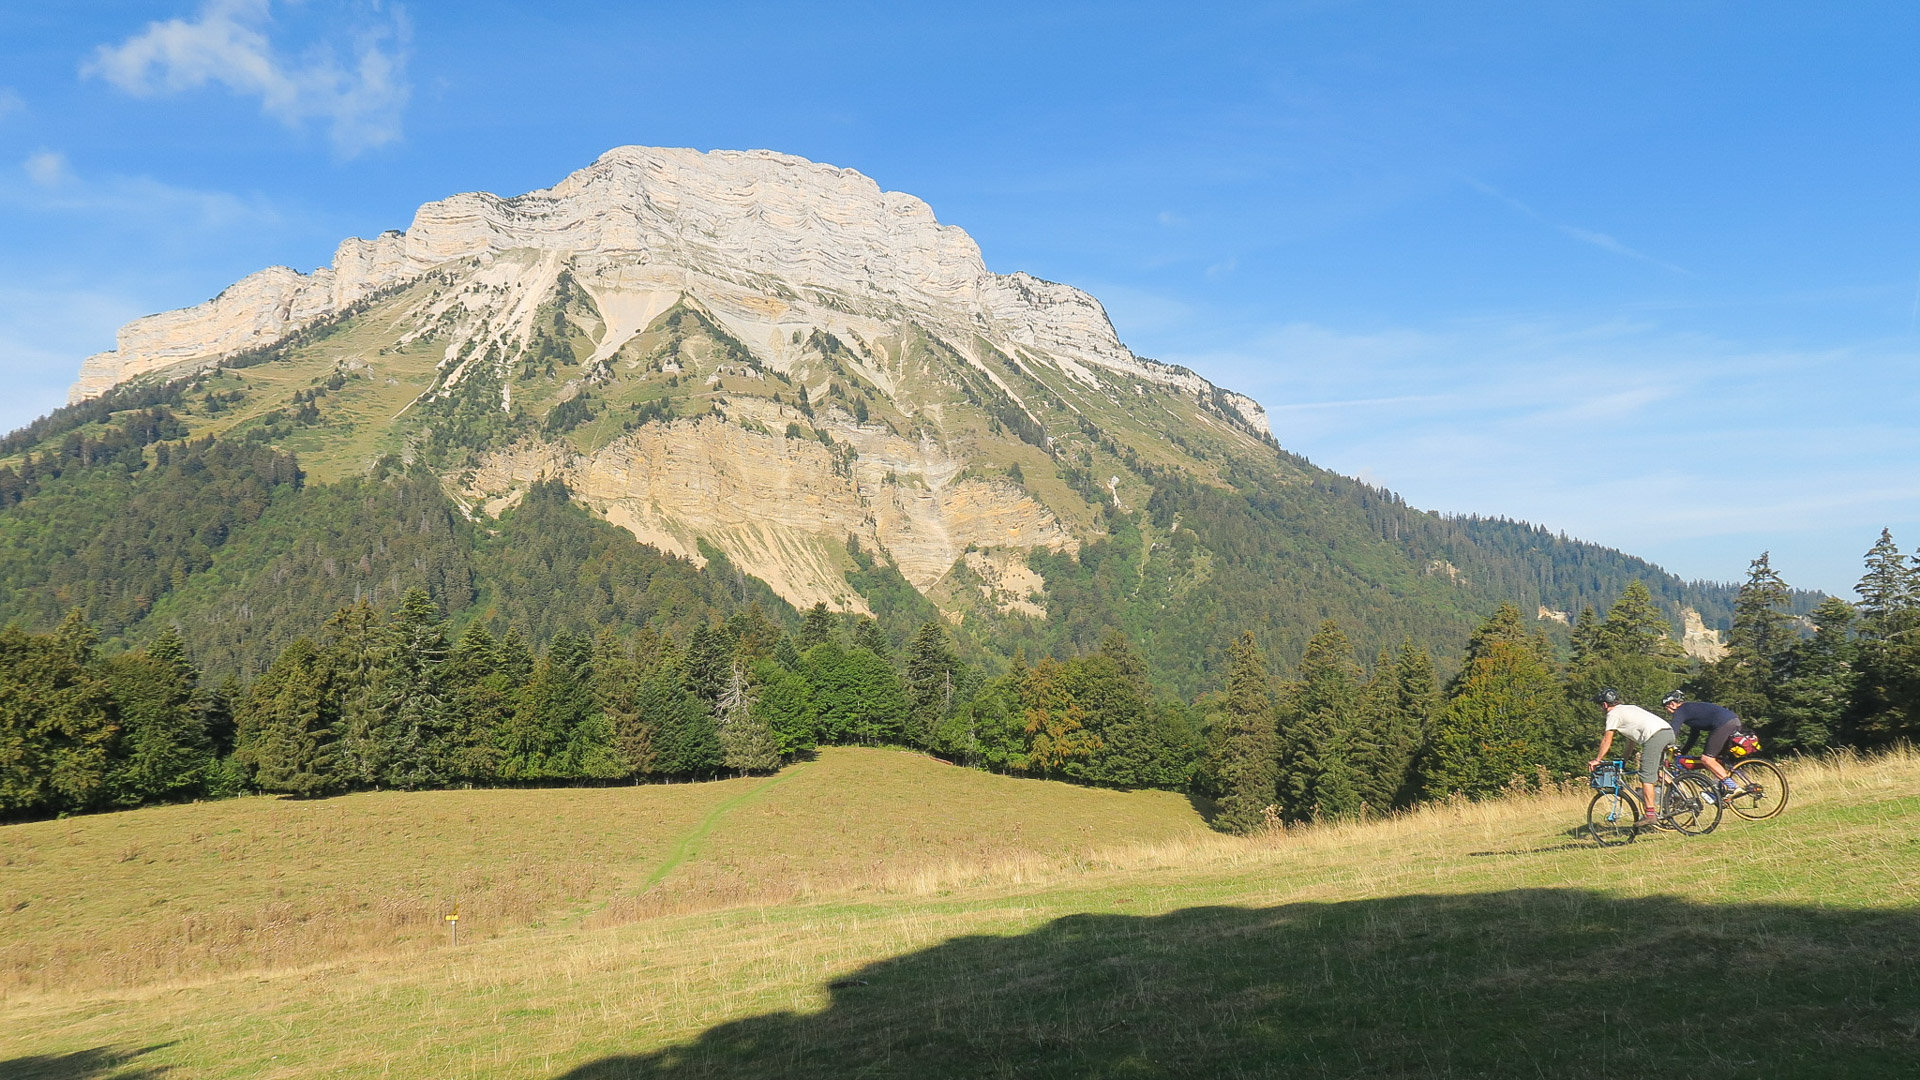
[8,151,279,232]
[0,88,23,122]
[83,0,410,156]
[1465,177,1688,274]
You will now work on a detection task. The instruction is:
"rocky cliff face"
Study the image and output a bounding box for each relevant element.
[71,147,1267,434]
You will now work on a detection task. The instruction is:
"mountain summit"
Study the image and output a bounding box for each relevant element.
[72,146,1265,429]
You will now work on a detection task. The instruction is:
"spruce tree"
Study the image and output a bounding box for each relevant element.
[1699,552,1797,723]
[1566,581,1688,712]
[1771,597,1858,751]
[641,645,721,775]
[1211,631,1279,835]
[374,589,451,789]
[323,601,390,788]
[750,660,818,756]
[245,639,338,795]
[903,621,961,750]
[445,625,512,781]
[103,629,211,805]
[1850,532,1919,744]
[715,659,780,772]
[799,602,835,649]
[1423,604,1572,799]
[1274,621,1363,821]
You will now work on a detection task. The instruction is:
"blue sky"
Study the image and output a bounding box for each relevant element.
[1,1,1916,595]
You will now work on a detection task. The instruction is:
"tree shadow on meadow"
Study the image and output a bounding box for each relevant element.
[0,1043,173,1080]
[556,888,1919,1080]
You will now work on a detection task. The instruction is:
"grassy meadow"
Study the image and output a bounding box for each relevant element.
[3,746,1917,1078]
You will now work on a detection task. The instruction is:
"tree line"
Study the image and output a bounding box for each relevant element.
[4,531,1916,828]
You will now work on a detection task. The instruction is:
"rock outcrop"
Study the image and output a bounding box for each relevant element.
[460,419,1075,613]
[1679,607,1729,662]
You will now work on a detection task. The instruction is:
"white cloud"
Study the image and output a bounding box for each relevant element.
[83,0,410,156]
[23,150,70,188]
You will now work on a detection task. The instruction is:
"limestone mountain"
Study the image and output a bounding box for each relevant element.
[7,147,1748,689]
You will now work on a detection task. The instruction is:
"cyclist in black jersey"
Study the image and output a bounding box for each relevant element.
[1662,691,1752,798]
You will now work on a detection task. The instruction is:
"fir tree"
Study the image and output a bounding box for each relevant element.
[445,625,512,780]
[641,645,721,775]
[1698,553,1797,722]
[1210,631,1278,835]
[750,660,818,756]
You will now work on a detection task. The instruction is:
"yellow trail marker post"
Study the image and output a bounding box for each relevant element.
[444,908,459,946]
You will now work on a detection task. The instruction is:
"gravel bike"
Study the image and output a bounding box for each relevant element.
[1672,749,1790,820]
[1586,758,1723,846]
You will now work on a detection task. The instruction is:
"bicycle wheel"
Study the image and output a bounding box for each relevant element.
[1662,773,1723,836]
[1725,758,1789,820]
[1587,789,1641,846]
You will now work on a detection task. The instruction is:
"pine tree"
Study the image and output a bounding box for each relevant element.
[0,619,115,814]
[1210,631,1278,835]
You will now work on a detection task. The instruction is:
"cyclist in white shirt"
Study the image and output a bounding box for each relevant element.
[1585,688,1675,825]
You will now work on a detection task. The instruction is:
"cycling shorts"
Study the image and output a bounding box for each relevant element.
[1701,718,1741,759]
[1638,728,1676,784]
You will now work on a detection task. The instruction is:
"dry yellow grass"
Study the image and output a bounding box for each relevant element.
[0,748,1205,995]
[1,747,1914,1078]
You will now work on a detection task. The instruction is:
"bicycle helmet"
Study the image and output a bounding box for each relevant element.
[1592,687,1620,706]
[1661,690,1686,708]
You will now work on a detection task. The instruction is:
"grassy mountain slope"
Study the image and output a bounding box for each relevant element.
[0,260,1785,689]
[2,748,1914,1077]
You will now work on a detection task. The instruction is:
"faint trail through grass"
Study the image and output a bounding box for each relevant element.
[643,762,814,891]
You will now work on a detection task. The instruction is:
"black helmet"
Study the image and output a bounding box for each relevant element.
[1592,687,1621,706]
[1661,691,1686,707]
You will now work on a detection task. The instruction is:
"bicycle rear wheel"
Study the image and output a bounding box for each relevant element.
[1725,758,1789,820]
[1587,789,1641,846]
[1662,773,1723,835]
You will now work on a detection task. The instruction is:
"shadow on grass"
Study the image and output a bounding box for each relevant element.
[0,1043,173,1080]
[555,889,1919,1080]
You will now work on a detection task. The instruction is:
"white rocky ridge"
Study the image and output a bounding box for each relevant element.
[68,146,1269,435]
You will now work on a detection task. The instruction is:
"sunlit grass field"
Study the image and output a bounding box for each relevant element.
[3,747,1916,1078]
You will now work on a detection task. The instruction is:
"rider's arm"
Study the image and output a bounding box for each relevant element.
[1588,730,1615,769]
[1678,726,1700,754]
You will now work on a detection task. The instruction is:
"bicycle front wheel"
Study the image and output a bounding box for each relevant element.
[1726,758,1789,820]
[1663,773,1723,836]
[1587,789,1641,846]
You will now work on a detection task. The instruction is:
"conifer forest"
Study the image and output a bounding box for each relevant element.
[5,524,1914,830]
